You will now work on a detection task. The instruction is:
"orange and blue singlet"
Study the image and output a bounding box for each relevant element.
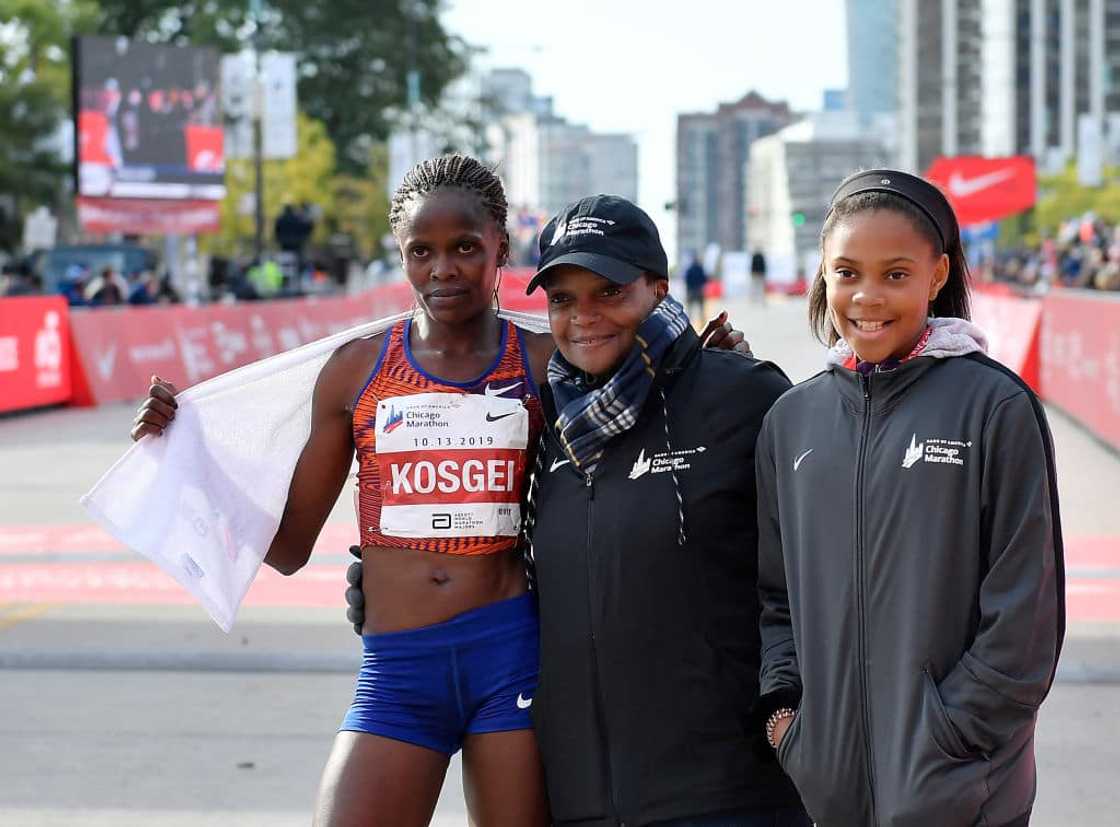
[352,317,544,555]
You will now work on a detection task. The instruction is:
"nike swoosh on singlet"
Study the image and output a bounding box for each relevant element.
[484,381,522,397]
[550,458,570,472]
[485,410,519,422]
[516,693,533,709]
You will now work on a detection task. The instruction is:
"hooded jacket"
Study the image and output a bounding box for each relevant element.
[529,326,803,826]
[755,320,1065,827]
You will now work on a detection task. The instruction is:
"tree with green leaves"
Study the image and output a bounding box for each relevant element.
[205,112,336,257]
[93,0,471,172]
[329,141,392,260]
[0,0,97,251]
[1034,162,1120,234]
[999,163,1120,250]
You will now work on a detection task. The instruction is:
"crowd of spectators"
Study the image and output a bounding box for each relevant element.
[64,264,181,306]
[0,253,356,305]
[0,198,369,305]
[0,259,181,306]
[990,215,1120,292]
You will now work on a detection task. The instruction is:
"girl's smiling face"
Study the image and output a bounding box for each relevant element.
[824,209,949,364]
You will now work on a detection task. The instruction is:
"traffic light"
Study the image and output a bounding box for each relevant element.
[791,211,806,227]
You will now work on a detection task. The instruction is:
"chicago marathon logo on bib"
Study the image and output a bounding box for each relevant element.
[375,392,529,538]
[382,404,405,434]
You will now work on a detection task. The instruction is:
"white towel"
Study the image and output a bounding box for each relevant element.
[80,309,550,631]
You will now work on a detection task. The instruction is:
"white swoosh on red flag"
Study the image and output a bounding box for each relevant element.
[947,169,1017,198]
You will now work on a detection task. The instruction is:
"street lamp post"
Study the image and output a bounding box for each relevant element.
[251,0,265,261]
[407,0,421,165]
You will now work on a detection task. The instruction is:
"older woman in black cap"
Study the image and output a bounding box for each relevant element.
[521,194,808,827]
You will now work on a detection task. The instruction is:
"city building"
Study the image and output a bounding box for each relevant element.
[675,92,793,265]
[823,89,849,113]
[584,133,640,206]
[486,69,638,217]
[846,0,899,124]
[479,68,554,119]
[898,0,984,172]
[502,114,583,215]
[387,128,445,201]
[747,112,891,287]
[496,113,638,217]
[899,0,1120,173]
[387,68,637,224]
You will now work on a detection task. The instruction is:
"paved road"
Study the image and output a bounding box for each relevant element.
[1,295,1117,825]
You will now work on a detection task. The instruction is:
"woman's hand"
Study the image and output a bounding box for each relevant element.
[771,714,794,749]
[130,376,179,441]
[346,545,365,635]
[700,311,752,355]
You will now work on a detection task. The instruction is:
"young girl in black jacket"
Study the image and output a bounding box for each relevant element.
[755,169,1064,827]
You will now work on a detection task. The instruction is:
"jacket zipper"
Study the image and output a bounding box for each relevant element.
[583,471,622,823]
[856,373,879,823]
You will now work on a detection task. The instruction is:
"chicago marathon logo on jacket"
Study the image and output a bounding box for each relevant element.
[628,445,706,480]
[901,433,972,470]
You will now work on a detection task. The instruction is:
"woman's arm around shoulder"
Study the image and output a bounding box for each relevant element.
[521,330,555,390]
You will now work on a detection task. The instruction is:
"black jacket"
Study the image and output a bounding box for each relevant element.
[530,328,802,826]
[756,352,1064,827]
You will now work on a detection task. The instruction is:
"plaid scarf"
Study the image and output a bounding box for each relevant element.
[547,294,691,476]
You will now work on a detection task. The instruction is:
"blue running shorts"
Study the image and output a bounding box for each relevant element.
[339,593,539,755]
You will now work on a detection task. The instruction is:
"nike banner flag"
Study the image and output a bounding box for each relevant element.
[925,156,1037,227]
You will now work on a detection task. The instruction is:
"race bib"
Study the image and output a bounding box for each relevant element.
[375,392,529,538]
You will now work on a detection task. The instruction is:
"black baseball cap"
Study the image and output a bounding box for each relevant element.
[526,194,669,294]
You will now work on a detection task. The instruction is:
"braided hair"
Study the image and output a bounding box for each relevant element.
[389,154,509,237]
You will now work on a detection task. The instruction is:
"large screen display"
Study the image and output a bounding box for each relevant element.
[74,36,225,200]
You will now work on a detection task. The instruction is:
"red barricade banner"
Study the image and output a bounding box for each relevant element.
[1040,290,1120,452]
[76,197,222,235]
[969,288,1042,392]
[68,274,548,406]
[493,268,545,313]
[68,284,412,406]
[0,296,72,413]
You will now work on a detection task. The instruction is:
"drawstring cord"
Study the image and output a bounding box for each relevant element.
[518,431,546,590]
[658,387,687,546]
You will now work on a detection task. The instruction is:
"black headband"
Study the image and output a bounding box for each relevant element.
[826,169,956,248]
